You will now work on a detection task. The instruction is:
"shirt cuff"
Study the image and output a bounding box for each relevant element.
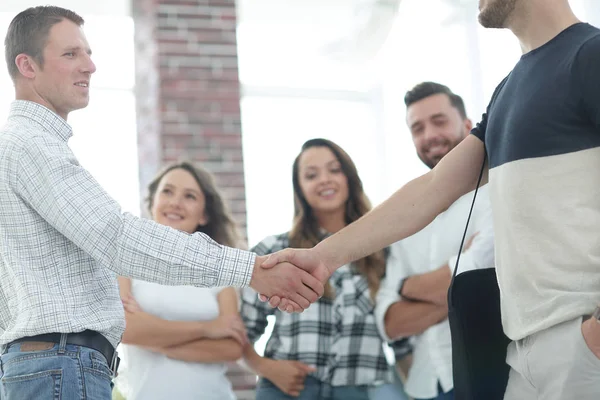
[375,295,400,343]
[216,247,256,288]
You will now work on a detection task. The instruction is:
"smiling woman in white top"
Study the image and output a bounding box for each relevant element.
[117,161,247,400]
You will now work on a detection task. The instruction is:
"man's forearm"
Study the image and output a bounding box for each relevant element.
[401,264,451,306]
[16,142,257,290]
[113,221,256,288]
[314,136,486,272]
[384,300,448,340]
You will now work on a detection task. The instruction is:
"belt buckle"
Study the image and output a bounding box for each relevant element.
[110,350,120,377]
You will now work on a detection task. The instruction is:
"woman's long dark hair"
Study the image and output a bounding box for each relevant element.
[289,138,385,299]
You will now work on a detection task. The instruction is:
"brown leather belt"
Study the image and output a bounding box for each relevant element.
[8,330,120,375]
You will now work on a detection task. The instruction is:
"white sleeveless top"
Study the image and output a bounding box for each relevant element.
[122,281,236,400]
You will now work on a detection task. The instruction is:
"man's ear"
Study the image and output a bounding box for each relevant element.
[14,54,38,79]
[463,118,473,135]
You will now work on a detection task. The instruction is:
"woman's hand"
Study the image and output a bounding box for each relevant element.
[261,359,316,397]
[122,295,143,313]
[202,315,248,346]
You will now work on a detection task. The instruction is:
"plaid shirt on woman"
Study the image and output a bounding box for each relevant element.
[241,233,393,387]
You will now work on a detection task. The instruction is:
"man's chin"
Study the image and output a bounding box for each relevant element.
[76,94,91,106]
[419,156,442,170]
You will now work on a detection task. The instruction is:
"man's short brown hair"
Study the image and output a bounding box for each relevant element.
[4,6,84,81]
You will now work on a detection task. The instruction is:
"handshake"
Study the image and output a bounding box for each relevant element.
[248,247,333,313]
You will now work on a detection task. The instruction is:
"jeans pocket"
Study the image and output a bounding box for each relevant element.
[81,349,113,399]
[82,368,113,400]
[1,369,63,400]
[85,351,113,379]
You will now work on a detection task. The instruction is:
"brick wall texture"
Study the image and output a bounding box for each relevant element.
[131,1,256,397]
[132,0,248,236]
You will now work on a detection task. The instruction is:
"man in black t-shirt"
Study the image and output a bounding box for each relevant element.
[264,1,600,399]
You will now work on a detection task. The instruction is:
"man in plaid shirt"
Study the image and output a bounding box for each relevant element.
[0,6,323,400]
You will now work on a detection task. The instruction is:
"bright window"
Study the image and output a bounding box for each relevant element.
[0,11,139,215]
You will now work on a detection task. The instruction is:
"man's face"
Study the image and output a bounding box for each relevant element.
[478,0,518,28]
[30,19,96,119]
[406,93,472,169]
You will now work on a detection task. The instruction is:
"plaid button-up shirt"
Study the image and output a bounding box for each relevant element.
[0,101,255,348]
[241,233,393,387]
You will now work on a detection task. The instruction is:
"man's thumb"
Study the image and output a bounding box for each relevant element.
[262,250,290,269]
[261,254,277,269]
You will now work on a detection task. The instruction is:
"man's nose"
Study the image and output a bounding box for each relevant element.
[81,53,96,74]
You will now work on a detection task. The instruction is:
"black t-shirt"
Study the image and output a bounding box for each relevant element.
[473,22,600,166]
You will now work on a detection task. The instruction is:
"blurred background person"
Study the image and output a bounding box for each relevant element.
[375,82,494,400]
[118,161,248,400]
[240,138,408,400]
[371,82,494,400]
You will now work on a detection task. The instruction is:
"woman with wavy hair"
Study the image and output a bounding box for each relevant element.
[118,161,246,400]
[241,138,406,400]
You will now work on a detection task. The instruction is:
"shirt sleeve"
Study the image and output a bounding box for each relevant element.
[447,186,495,275]
[470,112,488,143]
[575,33,600,131]
[471,75,511,144]
[14,135,255,288]
[374,241,412,342]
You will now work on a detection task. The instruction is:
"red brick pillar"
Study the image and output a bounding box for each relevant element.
[132,0,248,234]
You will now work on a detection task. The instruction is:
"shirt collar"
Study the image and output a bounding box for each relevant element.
[9,100,73,142]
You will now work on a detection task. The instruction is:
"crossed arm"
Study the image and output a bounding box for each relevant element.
[380,236,479,340]
[118,277,246,362]
[399,228,484,307]
[381,193,494,339]
[383,300,448,339]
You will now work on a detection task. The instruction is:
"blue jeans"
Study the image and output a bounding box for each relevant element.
[0,341,114,399]
[368,366,409,400]
[416,383,454,400]
[257,376,371,400]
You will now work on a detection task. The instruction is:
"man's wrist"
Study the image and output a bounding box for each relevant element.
[248,255,266,291]
[312,243,335,276]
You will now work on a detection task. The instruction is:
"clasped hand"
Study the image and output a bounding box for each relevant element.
[249,248,331,313]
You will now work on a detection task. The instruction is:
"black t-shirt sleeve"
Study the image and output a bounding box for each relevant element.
[471,112,488,142]
[575,34,600,131]
[470,75,510,143]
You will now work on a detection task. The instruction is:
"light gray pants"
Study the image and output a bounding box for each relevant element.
[504,316,600,400]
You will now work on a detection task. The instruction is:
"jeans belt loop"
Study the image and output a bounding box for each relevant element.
[58,333,68,355]
[110,349,120,376]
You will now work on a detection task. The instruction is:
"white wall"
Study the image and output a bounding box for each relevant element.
[0,0,131,16]
[0,2,139,216]
[240,0,600,247]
